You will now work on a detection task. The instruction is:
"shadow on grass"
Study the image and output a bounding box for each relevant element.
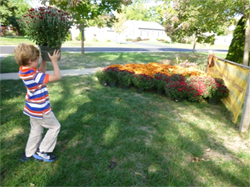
[0,52,212,73]
[0,76,249,186]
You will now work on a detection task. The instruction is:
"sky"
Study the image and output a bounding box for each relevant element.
[27,0,44,7]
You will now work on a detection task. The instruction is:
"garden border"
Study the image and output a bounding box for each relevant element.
[207,52,250,132]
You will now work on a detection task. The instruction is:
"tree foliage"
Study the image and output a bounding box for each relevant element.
[226,16,250,64]
[113,13,127,34]
[41,0,132,29]
[162,0,250,64]
[121,0,167,24]
[41,0,132,54]
[122,0,151,21]
[0,0,31,35]
[163,0,233,51]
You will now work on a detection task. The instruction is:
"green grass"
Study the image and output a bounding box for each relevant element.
[141,41,230,50]
[1,76,249,186]
[0,52,226,73]
[0,36,35,45]
[0,36,138,47]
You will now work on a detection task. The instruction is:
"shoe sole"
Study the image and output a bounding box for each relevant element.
[33,153,56,162]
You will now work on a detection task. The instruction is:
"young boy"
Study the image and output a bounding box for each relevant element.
[14,43,61,162]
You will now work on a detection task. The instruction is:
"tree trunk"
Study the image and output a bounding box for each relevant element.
[243,14,250,66]
[192,31,197,53]
[81,28,85,55]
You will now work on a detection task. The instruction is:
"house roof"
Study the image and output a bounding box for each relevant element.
[124,20,164,30]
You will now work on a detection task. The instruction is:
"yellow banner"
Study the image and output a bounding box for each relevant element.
[207,56,250,123]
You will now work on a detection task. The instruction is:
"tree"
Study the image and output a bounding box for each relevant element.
[162,0,250,65]
[121,0,167,23]
[226,16,250,65]
[0,0,31,35]
[122,0,151,21]
[41,0,132,54]
[0,0,17,25]
[113,13,127,43]
[163,0,233,52]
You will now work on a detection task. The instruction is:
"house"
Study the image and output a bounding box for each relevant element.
[122,20,169,41]
[70,26,115,42]
[70,20,169,42]
[214,34,233,45]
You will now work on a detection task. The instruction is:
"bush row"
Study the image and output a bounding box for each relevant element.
[94,63,229,102]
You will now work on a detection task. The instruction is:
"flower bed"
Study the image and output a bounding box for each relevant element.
[95,62,229,102]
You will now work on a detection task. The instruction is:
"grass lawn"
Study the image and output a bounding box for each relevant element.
[1,75,249,186]
[0,52,226,73]
[0,36,139,47]
[141,41,230,50]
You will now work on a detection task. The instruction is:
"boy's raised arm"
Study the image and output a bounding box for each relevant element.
[48,50,61,82]
[39,59,47,73]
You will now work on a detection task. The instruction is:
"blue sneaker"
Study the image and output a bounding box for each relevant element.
[21,152,32,162]
[33,150,57,162]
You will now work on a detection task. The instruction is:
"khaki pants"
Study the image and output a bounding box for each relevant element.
[25,111,61,157]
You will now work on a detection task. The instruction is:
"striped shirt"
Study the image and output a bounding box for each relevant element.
[19,66,50,119]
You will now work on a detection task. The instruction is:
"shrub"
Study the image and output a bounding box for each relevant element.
[169,74,186,82]
[92,38,98,42]
[179,60,197,68]
[103,66,121,83]
[209,81,229,99]
[186,81,206,102]
[165,80,189,100]
[132,74,154,90]
[66,32,72,41]
[117,70,134,87]
[187,76,209,98]
[94,69,105,83]
[136,37,142,41]
[226,16,250,65]
[153,73,170,90]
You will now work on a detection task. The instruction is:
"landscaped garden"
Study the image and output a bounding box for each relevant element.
[95,62,229,103]
[1,51,249,186]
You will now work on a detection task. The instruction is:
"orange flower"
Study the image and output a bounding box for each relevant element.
[106,63,208,79]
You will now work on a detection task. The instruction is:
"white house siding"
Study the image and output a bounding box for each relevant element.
[214,34,233,45]
[122,20,168,41]
[83,27,115,41]
[69,20,169,41]
[70,25,80,40]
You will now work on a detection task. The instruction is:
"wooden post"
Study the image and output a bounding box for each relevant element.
[206,50,213,73]
[239,73,250,132]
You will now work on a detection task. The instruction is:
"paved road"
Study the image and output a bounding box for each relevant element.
[0,45,228,54]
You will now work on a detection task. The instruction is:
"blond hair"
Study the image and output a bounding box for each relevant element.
[14,43,40,66]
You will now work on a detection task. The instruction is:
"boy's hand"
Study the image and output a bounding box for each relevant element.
[48,50,60,63]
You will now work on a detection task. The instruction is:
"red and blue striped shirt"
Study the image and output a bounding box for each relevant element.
[19,66,50,119]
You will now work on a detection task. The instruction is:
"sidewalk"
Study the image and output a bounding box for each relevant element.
[0,68,97,80]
